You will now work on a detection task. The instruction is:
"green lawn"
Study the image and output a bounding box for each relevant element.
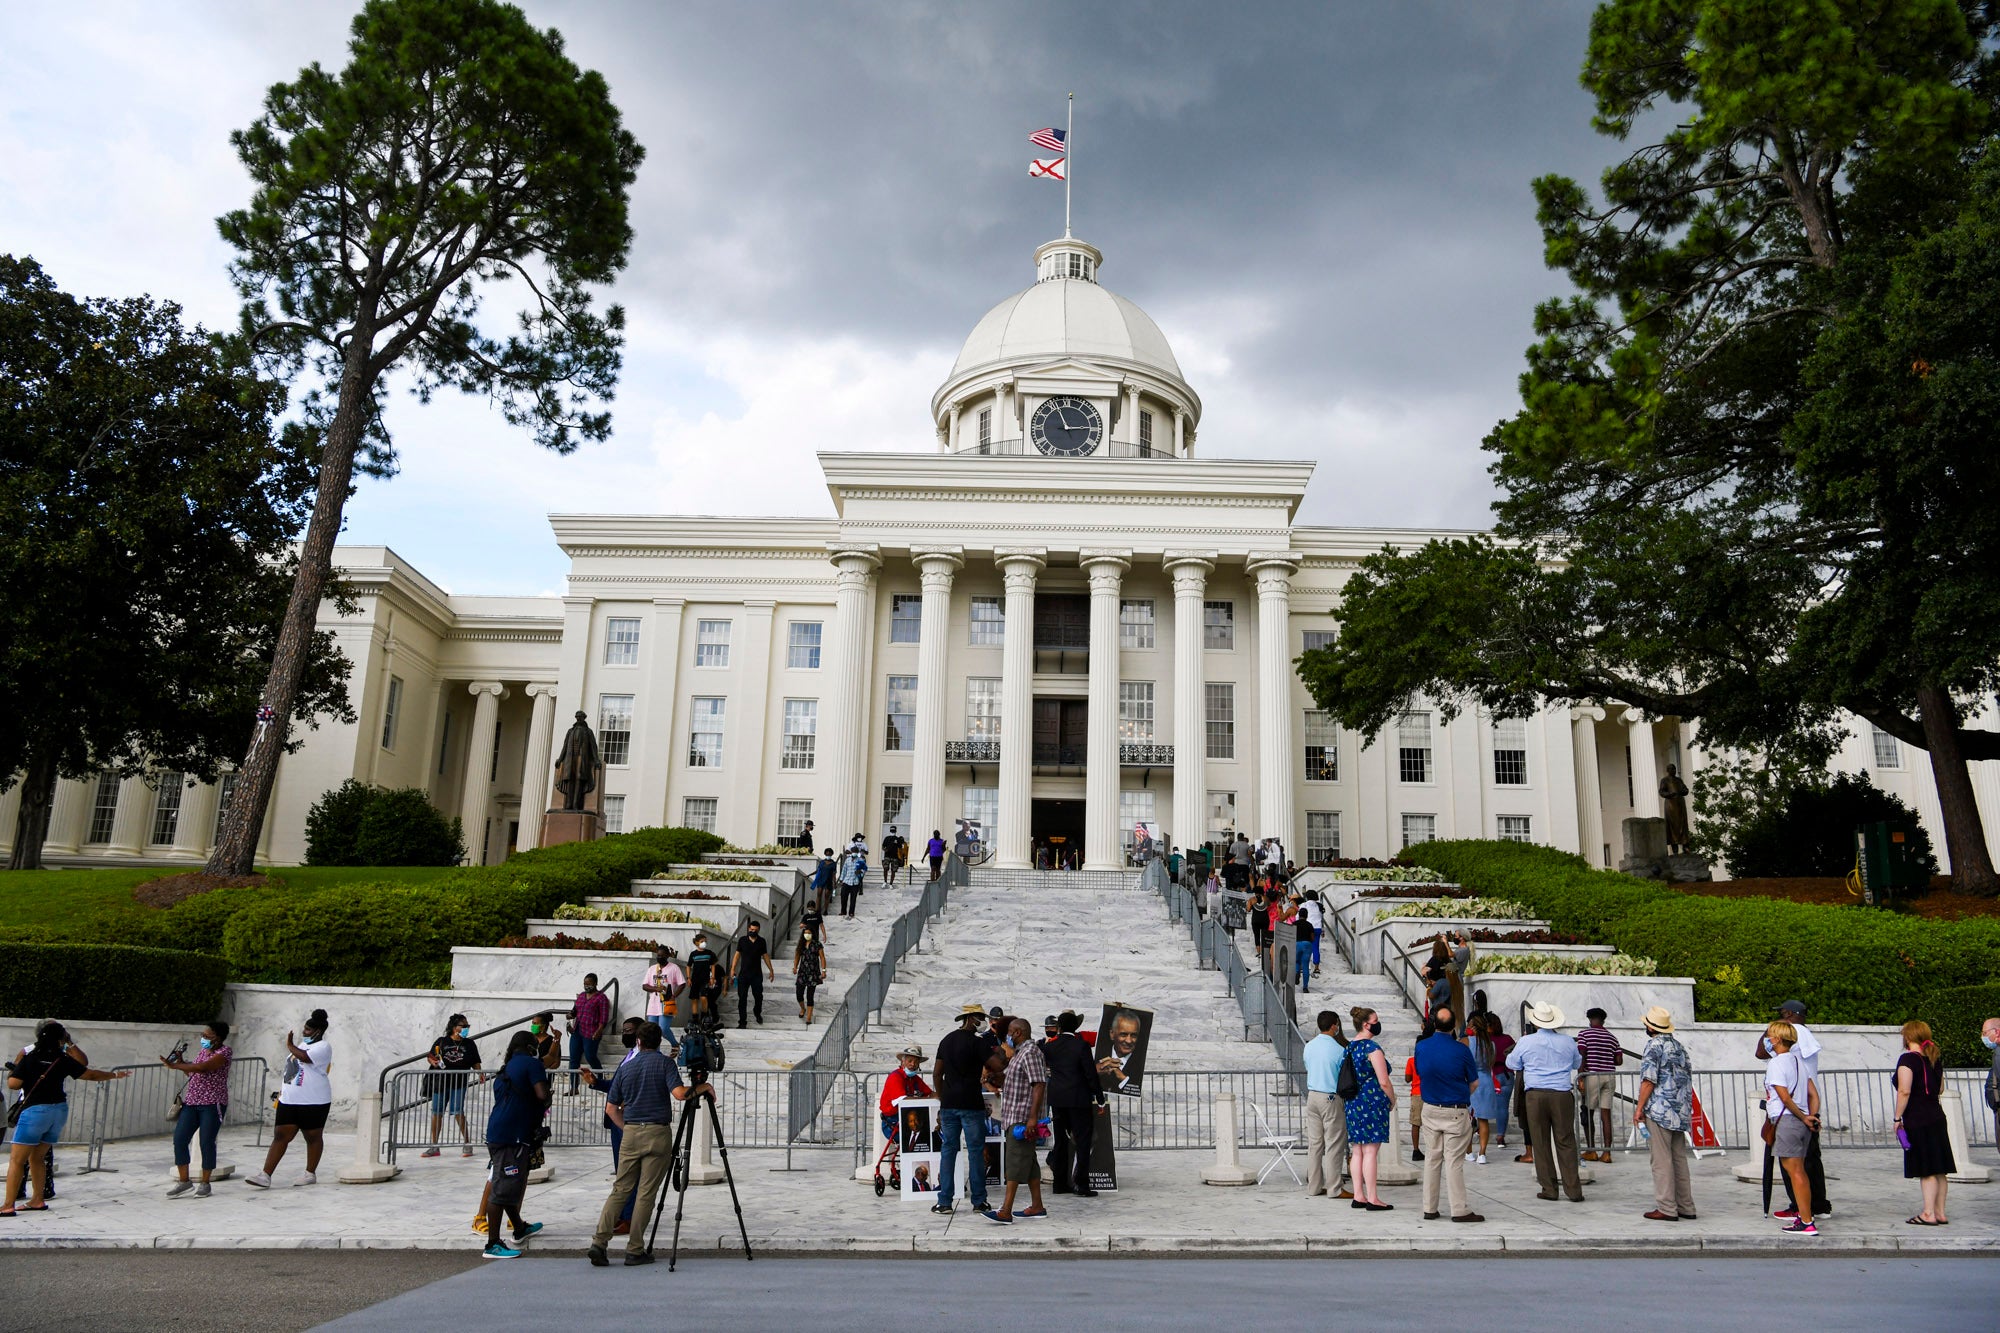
[0,864,459,936]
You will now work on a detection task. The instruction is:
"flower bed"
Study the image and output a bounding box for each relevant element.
[553,903,721,929]
[1469,950,1658,977]
[493,931,665,952]
[646,867,765,883]
[621,888,732,901]
[1374,897,1529,922]
[1416,927,1590,947]
[1354,884,1476,900]
[1320,866,1446,884]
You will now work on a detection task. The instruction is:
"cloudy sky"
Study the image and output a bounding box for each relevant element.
[3,1,1613,595]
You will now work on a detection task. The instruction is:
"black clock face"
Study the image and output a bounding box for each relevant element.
[1030,396,1103,457]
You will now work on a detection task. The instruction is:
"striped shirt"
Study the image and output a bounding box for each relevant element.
[1575,1024,1621,1073]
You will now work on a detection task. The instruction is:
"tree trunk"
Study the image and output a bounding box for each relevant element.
[205,339,376,876]
[7,753,58,872]
[1916,682,1999,897]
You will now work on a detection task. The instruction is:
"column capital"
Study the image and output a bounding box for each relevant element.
[1164,551,1216,595]
[827,541,882,567]
[652,596,687,611]
[995,546,1047,570]
[467,680,509,700]
[1080,549,1131,593]
[1570,704,1606,723]
[525,682,560,700]
[912,545,964,571]
[1247,551,1301,580]
[1620,706,1649,726]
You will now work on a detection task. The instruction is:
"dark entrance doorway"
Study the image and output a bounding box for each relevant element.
[1031,798,1086,867]
[1032,698,1089,767]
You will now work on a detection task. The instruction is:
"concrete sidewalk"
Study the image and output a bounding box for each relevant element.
[5,1129,1995,1256]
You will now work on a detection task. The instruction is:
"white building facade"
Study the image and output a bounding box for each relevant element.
[11,235,2000,870]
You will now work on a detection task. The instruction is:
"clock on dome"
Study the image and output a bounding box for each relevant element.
[1030,396,1103,457]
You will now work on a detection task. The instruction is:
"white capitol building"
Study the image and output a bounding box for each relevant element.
[9,233,1988,871]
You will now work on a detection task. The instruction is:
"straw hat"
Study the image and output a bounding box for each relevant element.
[955,1003,987,1021]
[1526,1000,1565,1029]
[1641,1006,1675,1033]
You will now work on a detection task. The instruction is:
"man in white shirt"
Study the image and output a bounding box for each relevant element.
[1754,999,1828,1217]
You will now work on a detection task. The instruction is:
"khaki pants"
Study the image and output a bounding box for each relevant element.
[1303,1091,1349,1195]
[1646,1117,1694,1216]
[1525,1089,1584,1200]
[592,1119,673,1252]
[1419,1104,1473,1216]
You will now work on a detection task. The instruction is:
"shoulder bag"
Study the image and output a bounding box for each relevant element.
[1336,1045,1361,1100]
[6,1057,59,1128]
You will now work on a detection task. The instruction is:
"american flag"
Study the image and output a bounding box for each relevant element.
[1029,127,1066,153]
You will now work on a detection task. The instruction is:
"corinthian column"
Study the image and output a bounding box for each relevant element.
[1165,552,1216,858]
[820,544,881,844]
[1249,554,1301,855]
[1571,706,1606,866]
[460,682,508,864]
[909,547,963,849]
[1082,550,1131,867]
[515,683,560,853]
[996,549,1046,868]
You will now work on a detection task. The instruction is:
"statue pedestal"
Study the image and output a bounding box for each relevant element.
[540,807,603,847]
[1662,853,1711,883]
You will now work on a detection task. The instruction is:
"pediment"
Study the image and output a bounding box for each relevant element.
[1011,357,1126,397]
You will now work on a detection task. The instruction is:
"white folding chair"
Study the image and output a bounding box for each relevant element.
[1248,1101,1303,1185]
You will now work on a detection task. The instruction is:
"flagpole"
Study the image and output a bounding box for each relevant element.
[1064,92,1074,238]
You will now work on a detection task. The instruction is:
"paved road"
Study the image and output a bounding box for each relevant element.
[325,1255,1984,1331]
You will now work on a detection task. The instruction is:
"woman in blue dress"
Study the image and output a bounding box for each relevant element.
[1467,1012,1510,1163]
[1344,1006,1396,1211]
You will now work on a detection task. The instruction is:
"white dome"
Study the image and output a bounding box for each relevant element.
[949,238,1183,382]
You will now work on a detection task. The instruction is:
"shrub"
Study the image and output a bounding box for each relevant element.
[1917,983,2000,1068]
[303,778,375,866]
[1726,771,1938,878]
[0,942,228,1025]
[648,867,765,883]
[1373,898,1530,922]
[1320,866,1446,883]
[552,903,719,928]
[1405,840,2000,1029]
[1468,951,1659,977]
[354,787,465,866]
[720,843,808,856]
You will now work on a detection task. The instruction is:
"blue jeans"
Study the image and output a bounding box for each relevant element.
[568,1031,603,1092]
[173,1103,223,1171]
[937,1106,989,1210]
[1295,940,1314,988]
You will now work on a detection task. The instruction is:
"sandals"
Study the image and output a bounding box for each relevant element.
[1905,1215,1941,1226]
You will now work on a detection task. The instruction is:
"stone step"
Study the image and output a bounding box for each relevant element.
[964,867,1140,893]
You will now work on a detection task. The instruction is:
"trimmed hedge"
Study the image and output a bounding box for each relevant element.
[1919,984,2000,1070]
[0,942,228,1025]
[1404,840,2000,1060]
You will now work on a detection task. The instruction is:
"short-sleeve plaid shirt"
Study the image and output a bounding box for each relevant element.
[998,1038,1048,1125]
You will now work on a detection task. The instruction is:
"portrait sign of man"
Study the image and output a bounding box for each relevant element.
[900,1103,936,1155]
[1094,1004,1154,1099]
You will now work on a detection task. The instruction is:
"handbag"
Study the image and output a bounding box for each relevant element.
[7,1058,60,1128]
[1760,1118,1776,1146]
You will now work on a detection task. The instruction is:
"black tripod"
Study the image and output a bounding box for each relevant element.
[646,1087,753,1269]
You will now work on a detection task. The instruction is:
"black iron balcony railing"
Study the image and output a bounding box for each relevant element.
[1119,742,1174,766]
[944,739,1000,763]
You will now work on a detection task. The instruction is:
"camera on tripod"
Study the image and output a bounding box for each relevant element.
[678,1013,726,1078]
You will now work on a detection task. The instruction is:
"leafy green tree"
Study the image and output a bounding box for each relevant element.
[1299,0,2000,893]
[1723,770,1938,879]
[0,255,350,870]
[206,0,643,876]
[302,778,374,866]
[354,787,464,866]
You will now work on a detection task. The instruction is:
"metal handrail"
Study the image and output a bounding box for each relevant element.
[376,977,620,1106]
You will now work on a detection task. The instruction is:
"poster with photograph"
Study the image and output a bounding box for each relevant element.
[952,817,984,860]
[1221,888,1248,932]
[900,1152,941,1201]
[1095,1003,1154,1099]
[897,1098,938,1156]
[1084,1109,1118,1192]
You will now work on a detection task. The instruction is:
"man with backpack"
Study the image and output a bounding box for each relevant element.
[838,843,868,917]
[882,826,908,887]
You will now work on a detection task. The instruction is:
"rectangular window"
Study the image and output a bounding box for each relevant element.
[380,675,403,750]
[1304,710,1340,781]
[86,772,120,845]
[1119,789,1157,854]
[969,596,1004,646]
[682,796,717,833]
[1205,682,1235,759]
[1492,715,1529,786]
[1306,811,1341,863]
[1497,814,1532,843]
[599,694,634,767]
[605,616,641,666]
[1206,790,1237,840]
[882,784,912,833]
[689,696,725,768]
[1624,745,1635,806]
[1119,681,1156,742]
[962,786,998,847]
[491,720,503,782]
[1139,409,1154,456]
[978,407,992,450]
[436,709,452,776]
[776,799,813,841]
[149,773,184,846]
[885,675,917,750]
[1301,630,1336,652]
[787,621,822,669]
[213,773,238,844]
[965,677,1001,738]
[781,698,818,770]
[603,795,626,836]
[1119,598,1155,649]
[1203,600,1234,649]
[695,619,731,668]
[1871,725,1903,770]
[1397,710,1432,784]
[1401,813,1438,848]
[890,594,923,643]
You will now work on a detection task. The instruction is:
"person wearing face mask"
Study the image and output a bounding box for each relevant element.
[422,1014,484,1159]
[1339,1008,1395,1211]
[1,1022,129,1216]
[164,1021,233,1198]
[530,1012,564,1070]
[580,1017,646,1237]
[567,973,610,1095]
[246,1010,333,1189]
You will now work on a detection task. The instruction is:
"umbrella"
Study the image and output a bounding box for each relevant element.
[1760,1107,1775,1215]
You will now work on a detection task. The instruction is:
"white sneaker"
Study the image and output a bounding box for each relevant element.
[244,1172,272,1190]
[1464,1152,1477,1162]
[294,1172,317,1187]
[1475,1154,1488,1165]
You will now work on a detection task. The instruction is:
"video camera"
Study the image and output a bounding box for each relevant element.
[678,1011,726,1079]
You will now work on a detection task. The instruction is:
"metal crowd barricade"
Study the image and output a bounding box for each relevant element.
[78,1057,270,1171]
